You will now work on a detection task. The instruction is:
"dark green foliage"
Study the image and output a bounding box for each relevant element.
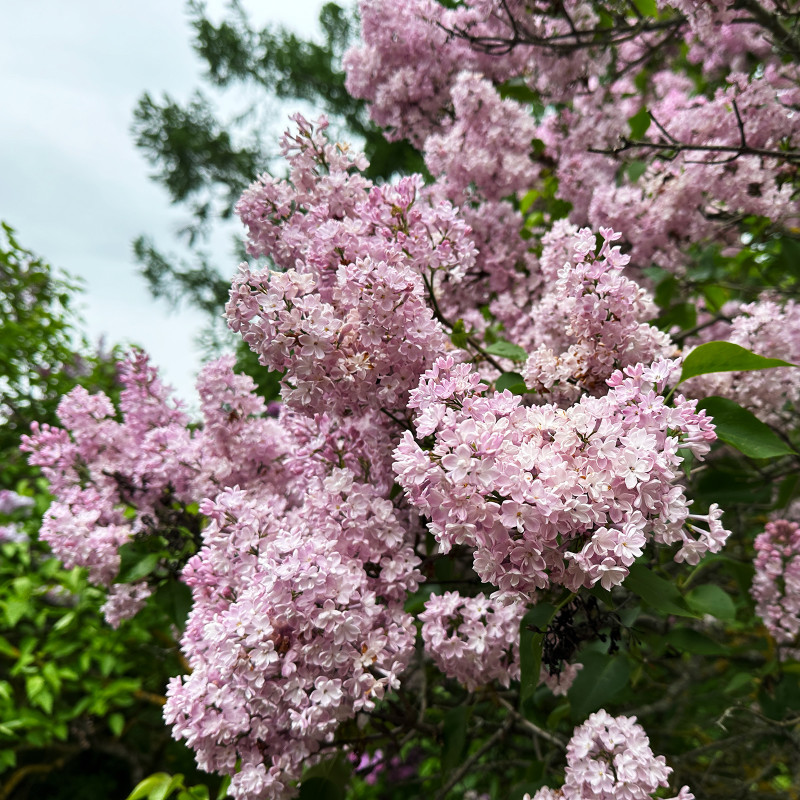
[0,223,119,485]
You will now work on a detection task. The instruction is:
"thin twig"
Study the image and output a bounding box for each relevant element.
[589,137,800,164]
[435,714,515,800]
[497,696,567,749]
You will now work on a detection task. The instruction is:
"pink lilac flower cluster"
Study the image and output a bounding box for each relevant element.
[522,225,675,404]
[227,115,478,417]
[420,590,581,694]
[394,356,728,596]
[0,490,34,544]
[556,66,800,274]
[165,465,422,800]
[527,709,694,800]
[424,72,539,204]
[344,0,606,147]
[21,351,291,626]
[346,0,800,274]
[419,591,523,691]
[751,519,800,660]
[0,489,34,514]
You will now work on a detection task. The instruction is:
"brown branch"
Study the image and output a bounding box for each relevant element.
[496,696,567,749]
[734,0,800,60]
[0,753,73,800]
[589,137,800,164]
[134,689,167,706]
[437,16,685,57]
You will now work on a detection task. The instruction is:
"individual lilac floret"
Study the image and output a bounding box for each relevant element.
[395,355,728,596]
[751,519,800,660]
[527,710,694,800]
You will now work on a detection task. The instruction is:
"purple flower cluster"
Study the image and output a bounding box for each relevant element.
[22,352,292,625]
[165,466,421,800]
[752,519,800,660]
[523,226,674,403]
[528,710,694,800]
[227,115,476,417]
[395,356,727,595]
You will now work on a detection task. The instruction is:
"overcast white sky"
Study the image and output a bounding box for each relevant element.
[0,0,325,403]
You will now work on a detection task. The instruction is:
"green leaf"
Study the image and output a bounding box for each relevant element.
[666,627,728,655]
[679,341,795,384]
[624,564,696,617]
[775,473,800,510]
[702,285,728,313]
[686,584,736,622]
[632,0,658,16]
[159,776,188,800]
[627,160,647,183]
[109,712,125,737]
[724,672,754,694]
[697,397,795,458]
[496,372,527,395]
[655,302,697,332]
[450,319,469,349]
[117,545,161,584]
[181,788,209,800]
[628,107,651,140]
[498,81,538,105]
[677,447,694,479]
[654,275,679,309]
[441,706,471,775]
[485,339,528,362]
[216,777,231,800]
[125,772,173,800]
[4,597,30,627]
[519,603,557,706]
[300,756,351,800]
[153,581,194,629]
[568,652,631,720]
[520,188,538,214]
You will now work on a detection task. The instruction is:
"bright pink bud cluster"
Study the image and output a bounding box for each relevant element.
[394,356,727,595]
[528,710,694,800]
[751,519,800,660]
